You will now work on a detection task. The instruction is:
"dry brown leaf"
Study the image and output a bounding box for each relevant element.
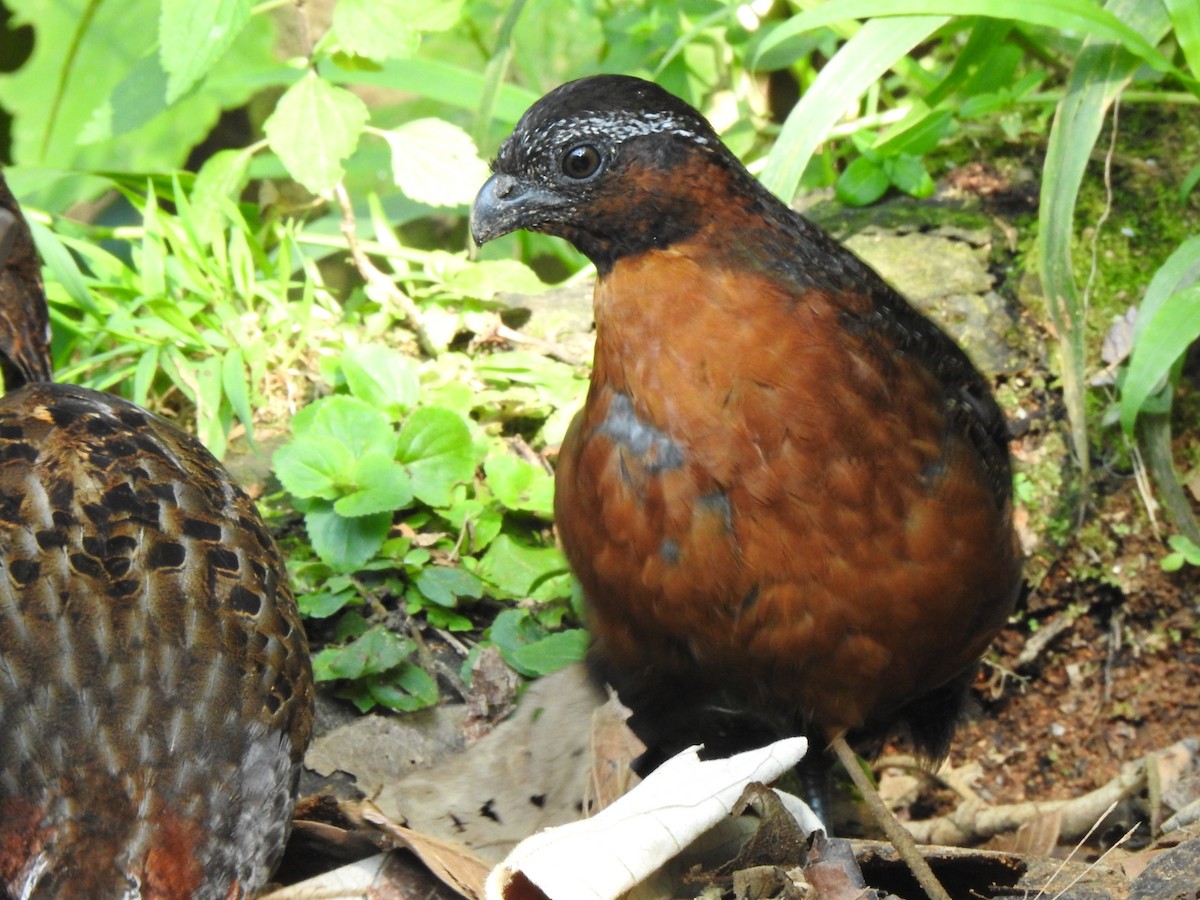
[363,805,493,899]
[585,690,644,815]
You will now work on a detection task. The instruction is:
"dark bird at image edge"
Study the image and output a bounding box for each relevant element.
[0,177,314,898]
[470,75,1023,806]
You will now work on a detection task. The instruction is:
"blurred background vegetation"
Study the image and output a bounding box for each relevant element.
[0,0,1197,711]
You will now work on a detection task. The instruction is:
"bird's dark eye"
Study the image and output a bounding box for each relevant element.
[562,144,602,180]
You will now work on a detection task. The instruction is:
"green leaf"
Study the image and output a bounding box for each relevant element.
[340,344,420,415]
[484,455,555,518]
[510,629,589,676]
[322,624,414,680]
[761,16,947,200]
[1132,236,1200,347]
[396,406,476,506]
[160,0,252,102]
[1038,0,1174,463]
[299,588,358,618]
[28,220,95,314]
[191,148,253,244]
[304,502,392,571]
[263,71,369,194]
[1165,0,1200,80]
[333,453,414,516]
[274,435,355,500]
[875,105,953,157]
[330,0,419,61]
[415,566,484,607]
[754,0,1183,86]
[79,50,171,143]
[368,663,439,711]
[836,155,890,206]
[221,347,254,443]
[1120,284,1200,433]
[383,118,489,207]
[1181,163,1200,204]
[477,534,568,597]
[299,395,399,460]
[488,607,544,662]
[884,154,935,198]
[442,258,548,301]
[438,495,504,554]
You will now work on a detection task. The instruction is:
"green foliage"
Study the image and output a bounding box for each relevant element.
[1161,534,1200,572]
[1119,237,1200,434]
[30,176,336,458]
[273,343,581,710]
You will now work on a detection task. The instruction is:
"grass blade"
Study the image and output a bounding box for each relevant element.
[1037,0,1171,474]
[760,15,948,200]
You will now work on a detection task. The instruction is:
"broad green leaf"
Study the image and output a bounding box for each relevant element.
[299,588,358,618]
[438,495,505,553]
[442,258,548,301]
[160,0,252,102]
[297,395,398,461]
[477,534,568,597]
[415,566,484,607]
[330,0,420,61]
[311,646,341,682]
[510,629,589,676]
[484,455,555,518]
[1120,285,1200,433]
[383,118,489,207]
[836,155,890,206]
[368,663,439,711]
[761,16,947,200]
[304,503,392,571]
[79,51,170,143]
[263,72,369,194]
[884,154,935,198]
[488,607,544,662]
[340,344,420,415]
[333,453,414,516]
[335,611,371,641]
[322,624,414,680]
[396,406,476,507]
[1,0,276,203]
[274,435,354,500]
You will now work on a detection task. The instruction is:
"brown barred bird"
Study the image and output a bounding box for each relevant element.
[471,76,1021,803]
[0,176,313,898]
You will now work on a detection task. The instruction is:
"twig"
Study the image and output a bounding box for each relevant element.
[333,182,438,358]
[904,756,1147,846]
[831,735,952,900]
[1015,612,1077,668]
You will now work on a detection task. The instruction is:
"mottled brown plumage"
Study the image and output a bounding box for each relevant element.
[0,177,313,898]
[471,76,1021,788]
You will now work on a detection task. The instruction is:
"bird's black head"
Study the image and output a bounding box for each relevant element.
[471,75,740,272]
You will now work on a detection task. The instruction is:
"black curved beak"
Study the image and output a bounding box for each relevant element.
[470,173,567,245]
